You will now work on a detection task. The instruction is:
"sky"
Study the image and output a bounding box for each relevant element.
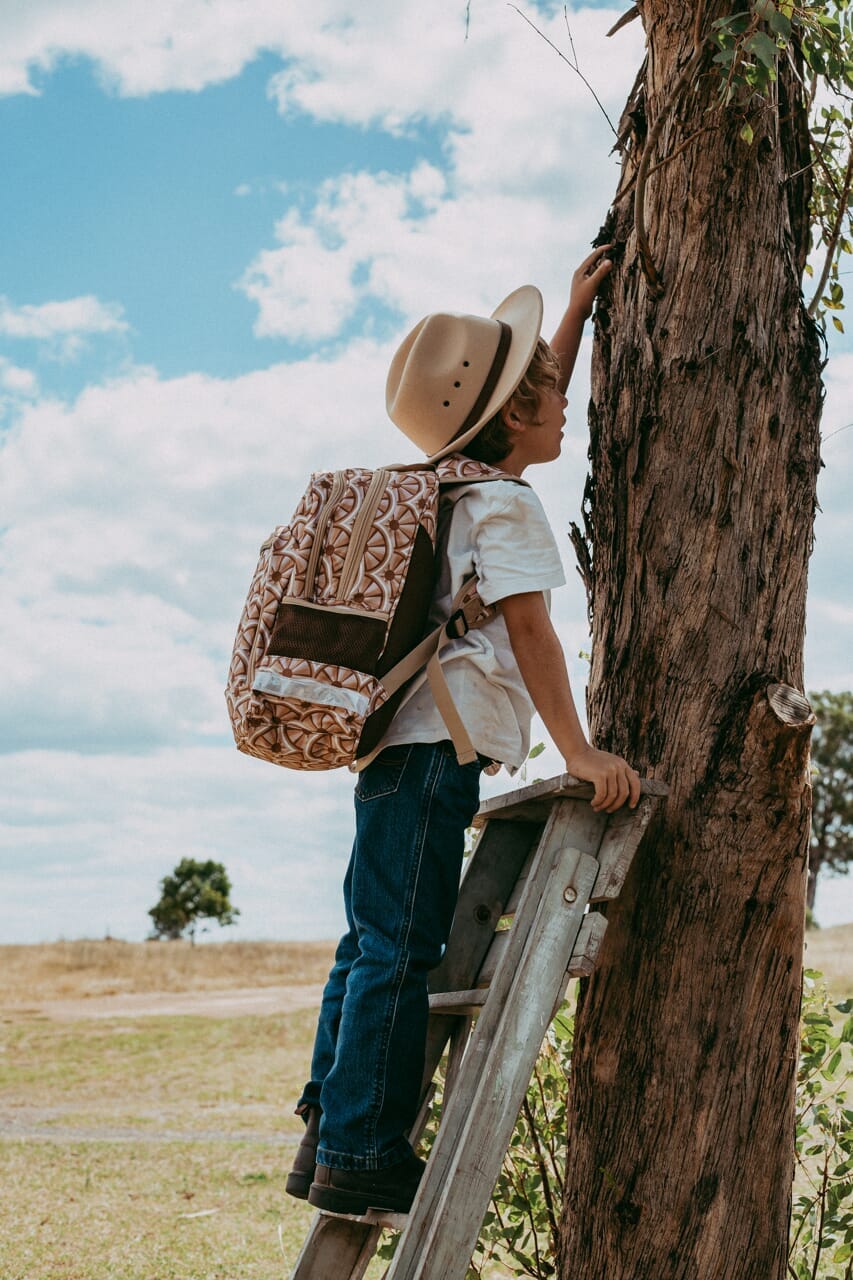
[1,0,851,946]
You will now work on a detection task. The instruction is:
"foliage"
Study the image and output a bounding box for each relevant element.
[468,1004,573,1278]
[809,691,853,908]
[706,0,853,326]
[789,972,853,1278]
[148,857,239,943]
[433,976,851,1279]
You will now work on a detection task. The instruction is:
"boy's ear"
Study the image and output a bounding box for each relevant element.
[501,402,525,432]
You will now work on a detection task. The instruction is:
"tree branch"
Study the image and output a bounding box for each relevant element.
[634,36,710,296]
[508,4,618,138]
[808,137,853,317]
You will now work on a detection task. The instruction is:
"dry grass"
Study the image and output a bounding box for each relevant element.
[0,1005,321,1277]
[0,1136,316,1279]
[0,932,848,1277]
[2,927,848,1006]
[0,938,336,1004]
[803,922,853,998]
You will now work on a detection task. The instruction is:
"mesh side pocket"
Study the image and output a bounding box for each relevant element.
[268,603,386,673]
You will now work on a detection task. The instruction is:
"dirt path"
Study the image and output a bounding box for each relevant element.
[0,1103,301,1145]
[1,982,324,1022]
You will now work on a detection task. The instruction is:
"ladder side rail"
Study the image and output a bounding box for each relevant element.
[288,1214,383,1280]
[421,816,543,1096]
[388,840,601,1279]
[387,799,603,1274]
[290,816,543,1280]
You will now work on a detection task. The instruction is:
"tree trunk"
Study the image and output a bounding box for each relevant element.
[558,5,822,1278]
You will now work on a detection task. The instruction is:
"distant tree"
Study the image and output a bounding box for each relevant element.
[148,858,239,944]
[808,690,853,914]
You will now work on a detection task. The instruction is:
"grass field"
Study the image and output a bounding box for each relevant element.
[1,931,849,1279]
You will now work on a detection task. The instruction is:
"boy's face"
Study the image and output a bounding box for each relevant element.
[518,387,568,464]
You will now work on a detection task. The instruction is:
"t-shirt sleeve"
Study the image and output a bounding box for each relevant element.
[461,481,567,606]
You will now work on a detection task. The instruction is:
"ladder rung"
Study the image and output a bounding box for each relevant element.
[318,1208,410,1230]
[428,989,487,1015]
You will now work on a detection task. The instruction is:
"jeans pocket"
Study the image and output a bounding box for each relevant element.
[355,745,413,801]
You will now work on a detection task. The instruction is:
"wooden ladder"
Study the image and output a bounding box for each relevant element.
[288,771,667,1280]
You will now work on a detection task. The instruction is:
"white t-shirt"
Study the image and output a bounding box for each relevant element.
[376,479,566,771]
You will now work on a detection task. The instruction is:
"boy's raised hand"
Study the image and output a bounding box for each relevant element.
[569,244,614,319]
[563,743,641,813]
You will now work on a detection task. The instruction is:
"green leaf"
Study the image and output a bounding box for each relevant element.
[745,30,780,67]
[833,316,845,333]
[527,742,545,760]
[740,121,755,145]
[768,10,791,37]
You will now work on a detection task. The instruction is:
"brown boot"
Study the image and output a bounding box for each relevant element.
[285,1104,321,1200]
[308,1150,425,1216]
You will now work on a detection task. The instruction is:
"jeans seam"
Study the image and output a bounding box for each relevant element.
[363,743,445,1160]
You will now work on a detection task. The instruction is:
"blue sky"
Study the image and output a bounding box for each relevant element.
[1,1,851,944]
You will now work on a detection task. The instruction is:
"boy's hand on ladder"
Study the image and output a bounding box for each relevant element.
[563,745,641,813]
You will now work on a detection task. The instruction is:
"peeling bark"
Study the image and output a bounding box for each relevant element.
[557,4,823,1277]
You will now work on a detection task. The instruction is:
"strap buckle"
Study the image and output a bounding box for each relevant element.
[445,608,470,639]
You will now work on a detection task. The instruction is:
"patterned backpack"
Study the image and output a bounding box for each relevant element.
[225,452,525,772]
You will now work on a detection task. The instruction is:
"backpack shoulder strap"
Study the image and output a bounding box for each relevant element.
[358,576,495,771]
[433,452,530,490]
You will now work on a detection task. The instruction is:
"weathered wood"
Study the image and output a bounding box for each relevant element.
[443,1015,471,1097]
[422,816,543,1095]
[387,838,601,1279]
[291,814,546,1280]
[567,910,608,978]
[558,4,821,1275]
[288,1213,381,1280]
[472,772,668,827]
[290,783,659,1280]
[474,929,508,988]
[589,795,655,900]
[503,847,535,913]
[428,988,487,1014]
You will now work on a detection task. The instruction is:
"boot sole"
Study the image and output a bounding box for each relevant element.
[307,1181,414,1217]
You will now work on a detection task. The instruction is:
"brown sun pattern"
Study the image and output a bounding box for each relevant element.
[225,454,514,770]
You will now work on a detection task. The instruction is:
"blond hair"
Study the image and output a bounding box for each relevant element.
[461,339,563,465]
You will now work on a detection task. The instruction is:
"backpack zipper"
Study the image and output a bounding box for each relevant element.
[304,471,347,601]
[337,469,390,602]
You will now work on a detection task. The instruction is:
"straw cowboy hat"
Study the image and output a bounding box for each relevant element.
[386,285,543,462]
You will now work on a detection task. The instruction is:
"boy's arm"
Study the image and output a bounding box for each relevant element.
[550,245,614,394]
[501,591,640,813]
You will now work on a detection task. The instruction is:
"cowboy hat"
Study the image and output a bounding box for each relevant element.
[386,285,543,461]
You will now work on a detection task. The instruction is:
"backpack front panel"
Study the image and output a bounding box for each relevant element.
[226,467,439,771]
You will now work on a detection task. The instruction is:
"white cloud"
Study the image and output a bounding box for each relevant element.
[0,0,633,115]
[239,165,449,341]
[0,340,422,754]
[2,0,852,943]
[238,6,639,343]
[0,746,357,942]
[0,294,127,340]
[0,356,38,397]
[0,294,128,362]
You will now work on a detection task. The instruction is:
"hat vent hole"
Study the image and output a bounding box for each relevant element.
[463,360,470,367]
[454,381,461,388]
[443,400,450,407]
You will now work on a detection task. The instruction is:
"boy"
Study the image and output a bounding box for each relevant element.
[286,246,640,1216]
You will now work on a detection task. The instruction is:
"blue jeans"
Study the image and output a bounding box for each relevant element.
[297,741,484,1171]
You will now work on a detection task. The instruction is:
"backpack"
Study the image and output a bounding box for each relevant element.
[225,452,526,772]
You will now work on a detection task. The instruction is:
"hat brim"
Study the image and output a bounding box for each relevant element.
[426,285,544,462]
